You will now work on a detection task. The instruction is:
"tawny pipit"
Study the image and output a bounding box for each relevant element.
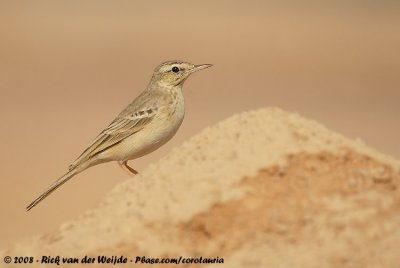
[26,60,212,211]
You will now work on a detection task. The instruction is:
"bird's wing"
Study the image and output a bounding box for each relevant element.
[69,106,158,169]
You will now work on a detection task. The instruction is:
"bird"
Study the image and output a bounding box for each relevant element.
[26,60,212,211]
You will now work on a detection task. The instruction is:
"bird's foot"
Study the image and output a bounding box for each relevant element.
[118,160,138,176]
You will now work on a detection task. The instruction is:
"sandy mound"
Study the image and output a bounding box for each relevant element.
[3,107,400,267]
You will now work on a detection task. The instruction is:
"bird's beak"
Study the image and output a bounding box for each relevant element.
[189,64,213,74]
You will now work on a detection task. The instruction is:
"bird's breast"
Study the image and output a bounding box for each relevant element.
[157,91,185,139]
[116,92,185,160]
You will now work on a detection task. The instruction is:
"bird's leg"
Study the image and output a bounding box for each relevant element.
[118,160,138,176]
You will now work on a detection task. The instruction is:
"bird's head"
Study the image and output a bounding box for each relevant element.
[150,60,212,88]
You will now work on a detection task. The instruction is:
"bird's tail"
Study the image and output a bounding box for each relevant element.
[26,168,79,211]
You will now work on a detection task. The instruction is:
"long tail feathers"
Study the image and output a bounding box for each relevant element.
[26,169,78,211]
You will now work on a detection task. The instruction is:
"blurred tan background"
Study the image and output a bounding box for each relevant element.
[0,1,399,249]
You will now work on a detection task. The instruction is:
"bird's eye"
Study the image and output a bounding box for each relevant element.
[172,66,180,73]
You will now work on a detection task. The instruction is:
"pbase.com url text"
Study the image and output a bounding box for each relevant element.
[136,256,224,265]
